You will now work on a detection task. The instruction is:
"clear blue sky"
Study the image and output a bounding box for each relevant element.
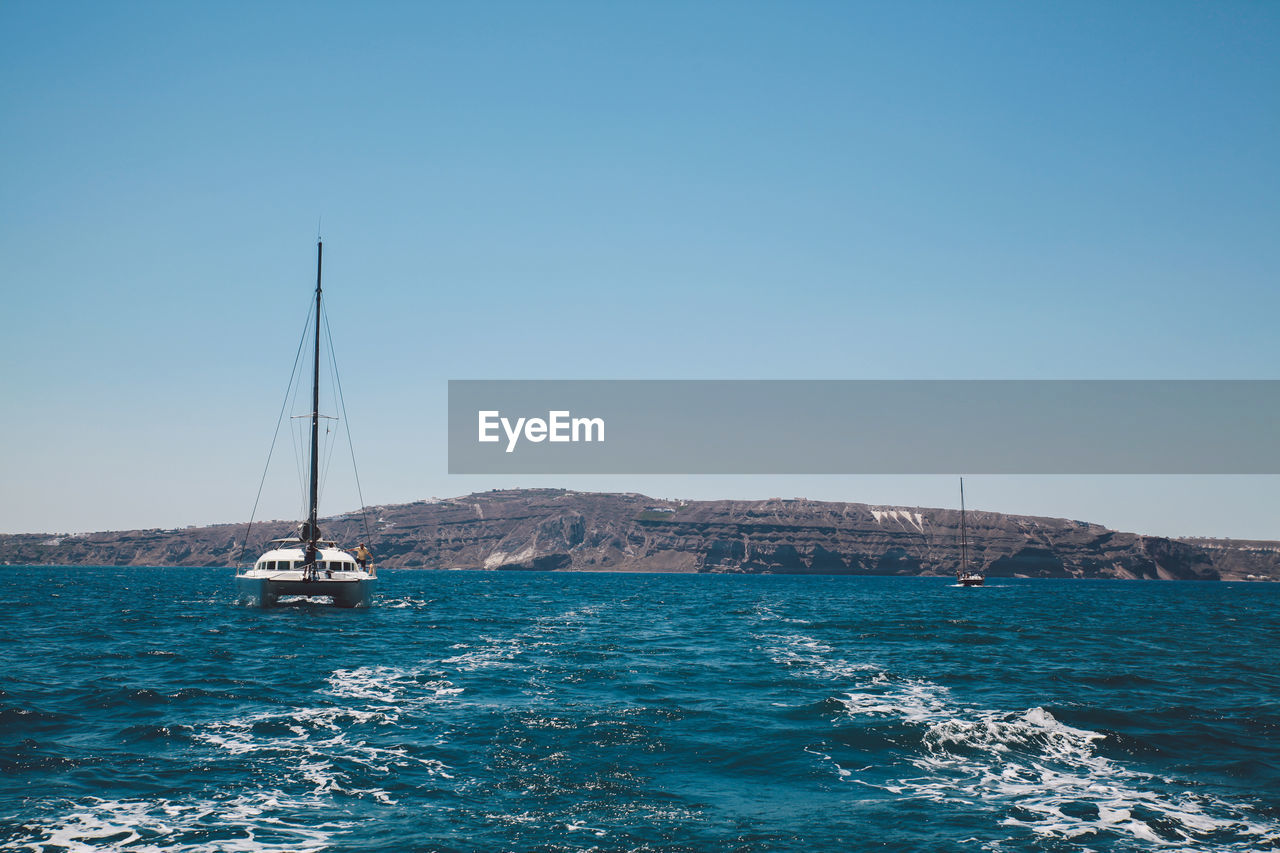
[2,1,1278,538]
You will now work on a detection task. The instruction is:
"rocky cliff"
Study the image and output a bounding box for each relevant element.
[2,489,1277,580]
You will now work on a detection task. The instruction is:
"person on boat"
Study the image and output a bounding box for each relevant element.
[303,540,318,581]
[355,543,371,570]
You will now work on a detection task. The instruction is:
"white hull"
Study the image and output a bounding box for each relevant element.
[236,569,374,608]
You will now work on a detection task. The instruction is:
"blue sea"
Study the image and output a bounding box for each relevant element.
[1,568,1277,852]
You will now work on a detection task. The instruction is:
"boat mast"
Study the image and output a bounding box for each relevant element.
[959,476,968,577]
[307,240,323,550]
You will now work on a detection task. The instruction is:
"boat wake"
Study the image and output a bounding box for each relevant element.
[897,704,1271,849]
[14,664,462,852]
[11,573,1277,852]
[12,605,631,851]
[16,791,354,853]
[762,629,1279,851]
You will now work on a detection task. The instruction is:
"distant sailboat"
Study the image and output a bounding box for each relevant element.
[957,477,984,587]
[235,240,376,608]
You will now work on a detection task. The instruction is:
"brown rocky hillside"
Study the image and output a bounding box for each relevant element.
[2,489,1276,581]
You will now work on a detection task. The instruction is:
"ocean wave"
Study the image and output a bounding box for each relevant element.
[196,666,462,788]
[757,632,883,683]
[785,641,1280,850]
[12,662,465,850]
[442,636,524,671]
[10,569,1279,852]
[14,792,355,853]
[324,664,462,705]
[752,603,812,625]
[442,604,608,673]
[905,705,1276,849]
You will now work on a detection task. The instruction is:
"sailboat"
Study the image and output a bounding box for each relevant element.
[235,240,376,608]
[957,477,984,587]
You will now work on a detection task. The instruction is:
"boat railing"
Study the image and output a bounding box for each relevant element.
[266,537,339,546]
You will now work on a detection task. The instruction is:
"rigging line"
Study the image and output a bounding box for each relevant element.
[296,426,309,524]
[317,309,340,509]
[316,366,337,521]
[290,417,304,516]
[291,412,308,522]
[237,297,316,570]
[318,410,340,515]
[321,409,340,489]
[288,295,318,514]
[313,309,333,516]
[324,306,373,544]
[319,437,336,517]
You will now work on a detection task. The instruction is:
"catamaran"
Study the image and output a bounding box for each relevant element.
[236,240,376,608]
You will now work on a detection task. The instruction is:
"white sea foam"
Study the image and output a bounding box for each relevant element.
[325,665,407,702]
[20,662,464,851]
[324,664,461,706]
[442,636,525,670]
[198,666,460,790]
[898,705,1276,849]
[753,603,811,625]
[564,820,608,837]
[19,791,353,853]
[835,672,951,722]
[890,702,1273,848]
[759,633,882,683]
[767,631,1280,850]
[374,594,447,611]
[442,605,606,673]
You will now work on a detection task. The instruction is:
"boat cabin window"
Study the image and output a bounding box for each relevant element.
[263,561,275,571]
